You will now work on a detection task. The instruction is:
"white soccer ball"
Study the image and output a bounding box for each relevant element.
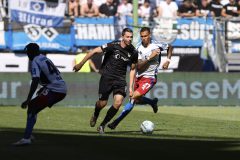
[140,120,154,134]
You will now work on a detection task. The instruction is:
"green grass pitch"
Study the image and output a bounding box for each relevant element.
[0,106,240,160]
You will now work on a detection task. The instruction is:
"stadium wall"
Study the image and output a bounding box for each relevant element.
[0,72,239,106]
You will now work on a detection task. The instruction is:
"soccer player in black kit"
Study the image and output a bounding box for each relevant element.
[73,28,138,134]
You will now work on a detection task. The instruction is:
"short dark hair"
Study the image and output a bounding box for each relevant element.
[24,43,40,55]
[140,27,151,33]
[122,28,133,36]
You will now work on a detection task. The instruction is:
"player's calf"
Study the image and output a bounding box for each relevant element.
[90,114,98,127]
[152,98,158,113]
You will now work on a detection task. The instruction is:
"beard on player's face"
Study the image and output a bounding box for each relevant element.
[123,38,131,46]
[142,39,150,47]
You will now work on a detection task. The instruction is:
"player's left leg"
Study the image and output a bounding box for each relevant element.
[138,96,158,113]
[90,100,108,127]
[92,75,111,127]
[108,91,142,130]
[136,77,158,113]
[98,94,124,134]
[108,77,157,130]
[14,89,66,146]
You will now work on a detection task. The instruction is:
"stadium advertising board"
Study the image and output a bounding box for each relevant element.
[153,18,214,47]
[0,73,239,106]
[9,0,66,27]
[10,21,73,51]
[226,20,240,53]
[74,17,115,46]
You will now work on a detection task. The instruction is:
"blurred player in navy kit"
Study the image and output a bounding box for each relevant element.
[73,28,138,134]
[14,43,67,146]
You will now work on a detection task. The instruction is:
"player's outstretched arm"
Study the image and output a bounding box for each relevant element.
[73,47,102,72]
[21,77,39,109]
[162,44,173,69]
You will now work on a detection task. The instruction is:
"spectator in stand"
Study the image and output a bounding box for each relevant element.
[113,0,120,6]
[209,0,223,17]
[196,0,214,17]
[116,0,133,38]
[81,0,106,7]
[0,0,7,20]
[177,0,196,17]
[117,0,132,17]
[221,0,240,17]
[99,0,118,17]
[73,47,99,73]
[138,0,154,20]
[157,0,178,18]
[80,0,99,17]
[68,0,79,17]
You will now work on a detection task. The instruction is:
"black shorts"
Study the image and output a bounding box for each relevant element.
[98,75,127,100]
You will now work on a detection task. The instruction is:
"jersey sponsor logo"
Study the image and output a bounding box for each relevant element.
[114,53,129,62]
[114,54,120,59]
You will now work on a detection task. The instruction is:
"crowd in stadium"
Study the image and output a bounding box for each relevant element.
[67,0,240,19]
[1,0,240,21]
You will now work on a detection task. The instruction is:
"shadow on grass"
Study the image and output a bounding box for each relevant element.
[0,127,240,160]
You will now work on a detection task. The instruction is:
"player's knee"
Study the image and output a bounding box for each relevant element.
[132,91,142,100]
[96,100,107,108]
[113,100,122,108]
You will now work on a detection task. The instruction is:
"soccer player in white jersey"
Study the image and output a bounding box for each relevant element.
[108,27,173,129]
[13,43,67,146]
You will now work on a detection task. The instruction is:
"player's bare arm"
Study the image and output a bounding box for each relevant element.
[162,44,173,69]
[89,59,100,73]
[21,77,39,109]
[137,49,160,72]
[73,47,103,72]
[129,63,136,97]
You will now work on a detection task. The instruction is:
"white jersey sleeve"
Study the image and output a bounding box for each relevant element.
[151,40,169,51]
[137,41,169,78]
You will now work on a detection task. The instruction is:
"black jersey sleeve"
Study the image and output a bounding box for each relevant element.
[131,49,138,64]
[101,43,113,54]
[101,41,120,54]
